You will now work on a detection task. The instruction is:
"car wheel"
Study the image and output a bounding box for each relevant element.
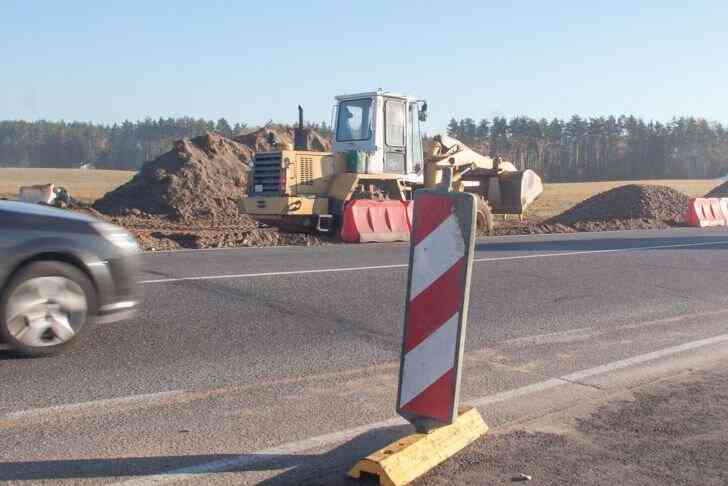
[0,261,96,357]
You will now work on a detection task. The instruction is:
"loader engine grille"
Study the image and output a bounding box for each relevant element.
[252,152,283,194]
[300,156,314,185]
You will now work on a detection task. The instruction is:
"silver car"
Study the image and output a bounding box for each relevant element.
[0,201,140,356]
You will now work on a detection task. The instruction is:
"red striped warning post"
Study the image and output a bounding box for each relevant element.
[397,190,477,426]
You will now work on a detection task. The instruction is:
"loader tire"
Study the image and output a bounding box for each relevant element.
[476,198,494,236]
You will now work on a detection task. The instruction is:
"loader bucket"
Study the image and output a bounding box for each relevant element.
[493,169,544,213]
[340,200,412,243]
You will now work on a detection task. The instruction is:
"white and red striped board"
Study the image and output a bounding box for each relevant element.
[396,190,477,427]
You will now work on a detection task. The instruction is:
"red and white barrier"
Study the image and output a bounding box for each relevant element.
[397,190,476,426]
[340,200,411,243]
[684,197,728,227]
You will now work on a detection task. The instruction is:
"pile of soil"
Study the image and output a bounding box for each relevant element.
[492,221,577,236]
[546,184,689,231]
[82,208,327,251]
[94,132,252,224]
[92,131,327,250]
[235,126,331,153]
[706,180,728,197]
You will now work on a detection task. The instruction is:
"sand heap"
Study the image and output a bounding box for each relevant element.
[235,126,331,153]
[547,184,689,231]
[94,133,251,224]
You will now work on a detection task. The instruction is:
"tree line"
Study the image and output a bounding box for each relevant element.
[0,118,242,170]
[0,118,332,171]
[2,115,726,181]
[447,116,728,181]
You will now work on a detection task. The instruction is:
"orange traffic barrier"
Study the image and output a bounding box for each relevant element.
[709,198,727,225]
[340,200,412,243]
[684,197,727,227]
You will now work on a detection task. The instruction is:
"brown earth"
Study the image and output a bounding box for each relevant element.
[91,131,329,250]
[97,181,691,250]
[81,208,326,251]
[94,132,252,223]
[544,184,689,232]
[474,184,690,237]
[235,126,331,153]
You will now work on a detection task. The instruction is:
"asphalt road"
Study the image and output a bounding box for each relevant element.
[2,227,728,485]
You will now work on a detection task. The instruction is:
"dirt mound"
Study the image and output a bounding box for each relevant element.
[235,126,331,152]
[548,184,689,231]
[706,180,728,197]
[79,208,326,251]
[91,129,334,250]
[94,132,251,224]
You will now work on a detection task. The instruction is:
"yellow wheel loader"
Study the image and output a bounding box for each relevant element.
[241,90,543,242]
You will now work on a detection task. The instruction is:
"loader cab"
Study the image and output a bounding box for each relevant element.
[332,91,426,182]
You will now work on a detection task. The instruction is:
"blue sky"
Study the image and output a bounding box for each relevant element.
[2,1,727,132]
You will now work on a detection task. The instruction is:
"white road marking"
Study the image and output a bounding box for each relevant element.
[140,239,728,284]
[0,391,184,425]
[140,263,409,284]
[112,333,728,485]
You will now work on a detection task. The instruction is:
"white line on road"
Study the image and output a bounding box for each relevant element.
[112,332,728,485]
[140,239,728,284]
[0,391,184,426]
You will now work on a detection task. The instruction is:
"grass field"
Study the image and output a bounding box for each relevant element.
[0,168,721,217]
[0,168,135,202]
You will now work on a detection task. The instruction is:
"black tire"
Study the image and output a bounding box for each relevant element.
[0,261,96,357]
[476,198,494,236]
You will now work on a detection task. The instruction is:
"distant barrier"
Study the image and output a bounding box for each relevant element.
[340,200,411,243]
[684,197,728,227]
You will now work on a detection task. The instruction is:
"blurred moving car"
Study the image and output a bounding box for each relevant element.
[0,201,140,356]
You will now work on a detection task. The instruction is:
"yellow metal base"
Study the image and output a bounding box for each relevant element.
[347,407,488,486]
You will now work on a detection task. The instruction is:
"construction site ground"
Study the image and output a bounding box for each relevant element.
[1,167,723,251]
[1,168,715,217]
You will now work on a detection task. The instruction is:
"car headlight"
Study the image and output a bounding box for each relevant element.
[91,222,139,251]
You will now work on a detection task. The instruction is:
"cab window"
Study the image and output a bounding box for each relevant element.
[336,98,373,141]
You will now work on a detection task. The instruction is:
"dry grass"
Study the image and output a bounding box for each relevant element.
[0,168,134,202]
[526,179,722,221]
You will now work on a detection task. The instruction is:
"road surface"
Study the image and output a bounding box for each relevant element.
[2,228,728,484]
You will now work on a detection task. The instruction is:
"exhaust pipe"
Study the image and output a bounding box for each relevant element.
[294,105,309,151]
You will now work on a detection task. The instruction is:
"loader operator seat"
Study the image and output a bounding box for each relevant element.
[339,106,355,141]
